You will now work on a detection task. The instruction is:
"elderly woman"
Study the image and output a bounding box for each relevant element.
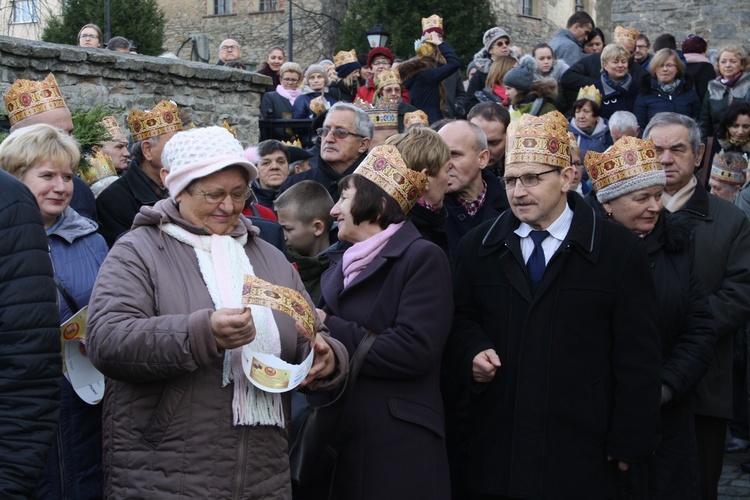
[568,87,612,156]
[317,145,453,499]
[78,23,103,48]
[260,62,304,142]
[0,124,109,498]
[257,46,286,93]
[700,45,750,138]
[292,64,338,119]
[86,126,347,497]
[633,48,702,130]
[586,136,715,499]
[594,43,640,119]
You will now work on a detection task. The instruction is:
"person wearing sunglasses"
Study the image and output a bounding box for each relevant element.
[463,26,513,113]
[280,102,372,203]
[549,11,595,67]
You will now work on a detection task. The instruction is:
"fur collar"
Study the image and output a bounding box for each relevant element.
[472,49,494,74]
[707,71,750,101]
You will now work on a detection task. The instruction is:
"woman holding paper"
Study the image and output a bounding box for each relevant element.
[85,126,348,498]
[0,124,109,498]
[317,144,453,499]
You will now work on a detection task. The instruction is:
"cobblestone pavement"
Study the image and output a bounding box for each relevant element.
[719,451,750,499]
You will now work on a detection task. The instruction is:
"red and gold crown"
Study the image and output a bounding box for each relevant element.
[101,116,124,141]
[422,14,444,36]
[576,85,602,106]
[614,26,639,47]
[711,150,748,186]
[375,69,401,90]
[585,136,665,203]
[127,100,183,142]
[78,149,118,186]
[3,73,67,126]
[506,111,571,168]
[334,50,357,68]
[354,145,427,214]
[309,95,328,115]
[404,110,429,128]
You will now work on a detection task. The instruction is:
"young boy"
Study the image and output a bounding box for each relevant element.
[274,180,335,304]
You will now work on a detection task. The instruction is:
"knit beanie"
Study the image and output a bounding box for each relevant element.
[681,35,708,55]
[162,126,257,198]
[503,55,536,91]
[305,64,329,86]
[483,27,510,53]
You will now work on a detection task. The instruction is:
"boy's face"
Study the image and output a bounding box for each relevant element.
[277,208,320,256]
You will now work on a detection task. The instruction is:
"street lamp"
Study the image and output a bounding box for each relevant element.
[365,23,390,48]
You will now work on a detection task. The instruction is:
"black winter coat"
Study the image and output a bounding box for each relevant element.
[445,193,662,498]
[280,152,367,203]
[0,170,61,498]
[633,77,702,130]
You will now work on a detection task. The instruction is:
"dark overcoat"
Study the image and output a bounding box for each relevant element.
[445,193,662,498]
[320,221,453,500]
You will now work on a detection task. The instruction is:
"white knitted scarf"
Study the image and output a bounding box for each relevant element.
[161,223,284,427]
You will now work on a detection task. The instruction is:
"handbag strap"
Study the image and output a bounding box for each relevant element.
[54,274,80,313]
[344,330,377,393]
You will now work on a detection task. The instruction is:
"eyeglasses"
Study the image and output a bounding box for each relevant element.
[192,186,251,204]
[282,77,299,84]
[220,45,240,52]
[494,40,510,47]
[635,44,649,50]
[371,60,391,67]
[501,169,558,190]
[79,34,99,40]
[316,128,366,140]
[661,63,678,69]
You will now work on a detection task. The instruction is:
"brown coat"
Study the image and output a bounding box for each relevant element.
[87,199,347,499]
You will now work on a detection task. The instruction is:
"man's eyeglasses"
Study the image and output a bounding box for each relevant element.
[220,45,240,52]
[316,128,366,140]
[79,34,99,40]
[501,169,558,190]
[635,44,649,50]
[192,186,251,204]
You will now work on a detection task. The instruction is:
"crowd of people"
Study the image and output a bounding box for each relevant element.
[2,11,750,500]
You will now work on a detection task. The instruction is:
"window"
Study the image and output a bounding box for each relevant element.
[259,0,279,11]
[521,0,534,17]
[575,0,585,11]
[214,0,231,15]
[12,0,38,24]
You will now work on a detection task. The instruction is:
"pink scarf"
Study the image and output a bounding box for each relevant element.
[276,84,302,105]
[342,222,404,287]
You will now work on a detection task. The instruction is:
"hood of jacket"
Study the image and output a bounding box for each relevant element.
[132,198,261,239]
[472,49,494,75]
[49,206,99,244]
[707,71,750,101]
[568,116,609,140]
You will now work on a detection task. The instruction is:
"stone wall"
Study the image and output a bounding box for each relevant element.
[611,0,750,51]
[0,35,270,145]
[490,0,582,55]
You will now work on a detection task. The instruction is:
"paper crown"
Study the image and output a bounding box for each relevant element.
[127,100,183,142]
[354,145,427,214]
[614,26,639,47]
[415,37,437,58]
[585,136,665,203]
[4,73,67,126]
[506,111,571,168]
[101,116,124,140]
[281,138,303,148]
[309,95,329,115]
[422,14,444,35]
[576,85,602,106]
[375,69,401,89]
[221,119,236,138]
[334,50,357,68]
[78,149,117,186]
[711,150,748,186]
[404,110,429,128]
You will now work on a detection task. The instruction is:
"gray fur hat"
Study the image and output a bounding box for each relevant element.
[503,55,537,91]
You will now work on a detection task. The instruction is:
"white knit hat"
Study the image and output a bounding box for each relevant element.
[162,126,257,197]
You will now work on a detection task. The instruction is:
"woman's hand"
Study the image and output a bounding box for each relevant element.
[315,308,328,324]
[298,322,336,388]
[210,307,256,350]
[425,32,443,46]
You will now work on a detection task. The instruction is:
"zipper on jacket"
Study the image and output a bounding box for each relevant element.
[232,425,249,500]
[57,429,68,499]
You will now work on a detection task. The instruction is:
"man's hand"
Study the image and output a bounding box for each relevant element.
[472,348,501,383]
[607,455,629,471]
[210,307,256,350]
[299,322,336,388]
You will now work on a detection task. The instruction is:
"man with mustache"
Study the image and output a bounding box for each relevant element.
[443,111,662,498]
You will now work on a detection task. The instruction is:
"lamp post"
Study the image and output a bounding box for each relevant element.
[365,23,390,49]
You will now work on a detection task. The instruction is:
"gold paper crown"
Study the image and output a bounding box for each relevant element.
[404,110,429,128]
[614,26,639,47]
[576,85,602,106]
[309,95,328,115]
[78,150,117,186]
[334,50,357,68]
[422,14,443,35]
[585,136,664,202]
[711,151,748,185]
[506,111,571,168]
[221,119,236,138]
[415,38,437,58]
[101,116,124,140]
[375,69,401,90]
[281,138,303,148]
[4,73,67,126]
[127,100,183,142]
[354,144,427,214]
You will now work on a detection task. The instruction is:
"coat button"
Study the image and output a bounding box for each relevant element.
[458,214,466,221]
